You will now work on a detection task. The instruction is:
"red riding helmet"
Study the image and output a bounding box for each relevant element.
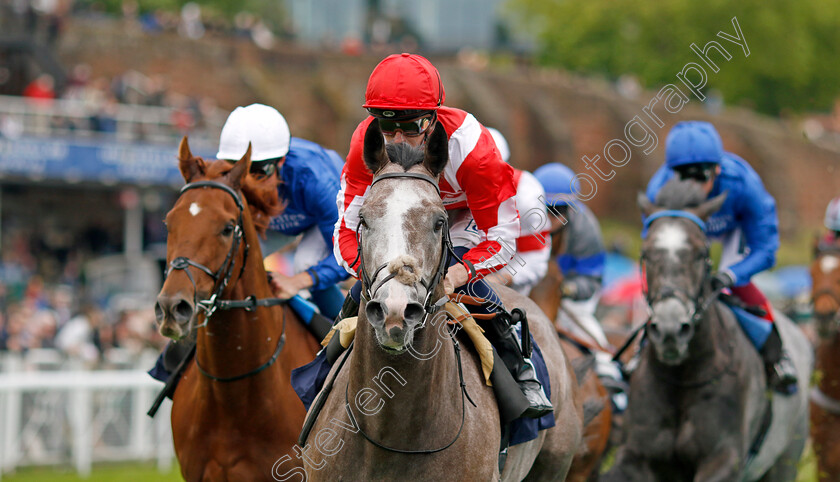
[363,53,445,116]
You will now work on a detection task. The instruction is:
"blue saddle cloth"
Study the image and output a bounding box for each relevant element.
[291,330,555,447]
[728,304,773,350]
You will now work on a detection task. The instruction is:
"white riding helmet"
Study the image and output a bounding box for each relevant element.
[487,127,510,164]
[216,104,290,162]
[826,196,840,231]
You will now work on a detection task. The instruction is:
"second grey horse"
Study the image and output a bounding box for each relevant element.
[603,181,812,481]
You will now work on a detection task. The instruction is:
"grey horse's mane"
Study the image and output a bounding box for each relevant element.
[654,177,708,210]
[385,142,424,171]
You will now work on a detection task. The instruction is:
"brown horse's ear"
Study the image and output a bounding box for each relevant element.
[363,120,388,174]
[228,143,251,191]
[691,191,728,220]
[423,122,448,177]
[637,192,658,218]
[178,136,206,182]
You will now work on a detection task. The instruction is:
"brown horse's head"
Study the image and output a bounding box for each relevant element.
[811,237,840,339]
[154,137,282,340]
[356,120,449,353]
[638,178,727,366]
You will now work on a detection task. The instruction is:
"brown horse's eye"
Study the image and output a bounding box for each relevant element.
[221,223,235,237]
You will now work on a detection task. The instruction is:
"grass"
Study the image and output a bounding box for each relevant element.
[1,462,183,481]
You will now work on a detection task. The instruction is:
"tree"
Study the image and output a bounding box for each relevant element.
[508,0,840,115]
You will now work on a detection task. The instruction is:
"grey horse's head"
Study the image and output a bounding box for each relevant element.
[357,120,449,353]
[638,178,727,365]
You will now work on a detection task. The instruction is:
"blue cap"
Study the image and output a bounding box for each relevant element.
[665,121,723,169]
[534,163,578,206]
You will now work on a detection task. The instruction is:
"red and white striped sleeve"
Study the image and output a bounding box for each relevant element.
[444,112,521,279]
[333,118,375,278]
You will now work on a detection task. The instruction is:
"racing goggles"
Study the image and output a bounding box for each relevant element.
[227,158,280,178]
[674,163,716,182]
[377,115,434,137]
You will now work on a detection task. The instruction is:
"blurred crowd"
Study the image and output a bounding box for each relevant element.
[3,65,221,141]
[0,227,166,370]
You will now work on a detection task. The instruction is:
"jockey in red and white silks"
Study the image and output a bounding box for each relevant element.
[335,108,520,283]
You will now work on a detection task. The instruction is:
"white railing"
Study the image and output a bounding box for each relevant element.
[0,94,223,145]
[0,365,174,479]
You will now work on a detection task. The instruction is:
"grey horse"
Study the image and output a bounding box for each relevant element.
[602,181,812,481]
[301,121,584,481]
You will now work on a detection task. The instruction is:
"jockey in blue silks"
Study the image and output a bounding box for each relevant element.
[149,104,347,383]
[533,163,625,407]
[645,120,797,394]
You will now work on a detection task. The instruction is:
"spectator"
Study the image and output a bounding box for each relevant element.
[22,74,56,101]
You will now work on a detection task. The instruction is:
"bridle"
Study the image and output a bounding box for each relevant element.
[166,181,248,320]
[811,245,840,414]
[164,180,289,382]
[640,210,716,326]
[345,170,474,454]
[812,245,840,334]
[350,171,460,325]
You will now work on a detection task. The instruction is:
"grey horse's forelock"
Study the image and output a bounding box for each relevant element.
[385,142,424,171]
[654,177,708,210]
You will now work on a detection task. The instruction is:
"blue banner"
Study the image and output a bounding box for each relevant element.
[0,137,215,186]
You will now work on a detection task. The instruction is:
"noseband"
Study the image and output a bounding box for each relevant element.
[350,171,459,324]
[163,180,290,382]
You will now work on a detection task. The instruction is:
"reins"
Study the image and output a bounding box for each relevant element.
[341,170,476,454]
[165,180,291,382]
[636,210,734,388]
[344,324,476,455]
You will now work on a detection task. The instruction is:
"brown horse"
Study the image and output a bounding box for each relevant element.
[529,222,613,482]
[301,121,583,481]
[154,138,322,481]
[810,240,840,481]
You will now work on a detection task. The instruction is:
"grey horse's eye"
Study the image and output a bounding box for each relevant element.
[434,218,445,232]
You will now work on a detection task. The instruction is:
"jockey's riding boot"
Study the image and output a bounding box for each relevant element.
[761,324,798,395]
[483,310,553,418]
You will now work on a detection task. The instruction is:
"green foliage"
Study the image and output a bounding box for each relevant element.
[508,0,840,115]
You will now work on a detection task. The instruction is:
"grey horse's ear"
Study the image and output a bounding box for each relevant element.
[637,192,657,217]
[423,122,449,177]
[363,120,389,174]
[692,191,728,220]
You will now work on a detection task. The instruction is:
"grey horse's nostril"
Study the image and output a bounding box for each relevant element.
[366,301,386,325]
[404,303,424,324]
[649,322,660,337]
[679,322,691,336]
